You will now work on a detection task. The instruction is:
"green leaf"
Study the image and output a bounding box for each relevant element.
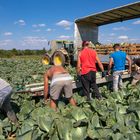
[31,127,44,140]
[16,121,34,140]
[71,107,87,121]
[54,118,73,140]
[135,111,140,119]
[127,133,140,140]
[71,126,87,140]
[111,133,124,140]
[117,104,128,114]
[0,122,3,135]
[49,130,59,140]
[106,114,116,127]
[125,113,137,127]
[16,130,32,140]
[87,128,100,139]
[0,135,5,140]
[91,113,100,128]
[115,111,124,125]
[73,119,88,128]
[38,115,53,133]
[97,128,113,139]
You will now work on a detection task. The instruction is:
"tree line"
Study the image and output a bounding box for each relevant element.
[0,48,50,58]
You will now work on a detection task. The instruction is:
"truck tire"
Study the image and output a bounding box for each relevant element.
[42,53,51,65]
[52,51,66,66]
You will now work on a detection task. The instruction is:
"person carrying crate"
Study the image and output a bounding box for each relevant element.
[44,65,76,110]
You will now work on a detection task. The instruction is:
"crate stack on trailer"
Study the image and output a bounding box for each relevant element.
[95,44,140,55]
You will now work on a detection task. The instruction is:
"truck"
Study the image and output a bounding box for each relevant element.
[42,40,75,66]
[18,2,140,95]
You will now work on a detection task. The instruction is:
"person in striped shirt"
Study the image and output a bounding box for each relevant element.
[0,78,18,126]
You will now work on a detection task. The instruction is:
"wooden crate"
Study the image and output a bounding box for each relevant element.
[96,44,140,55]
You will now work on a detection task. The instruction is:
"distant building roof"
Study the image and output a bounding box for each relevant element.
[75,1,140,26]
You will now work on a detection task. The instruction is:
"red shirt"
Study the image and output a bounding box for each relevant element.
[80,47,97,75]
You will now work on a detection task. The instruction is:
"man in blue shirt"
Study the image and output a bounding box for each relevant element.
[108,44,131,92]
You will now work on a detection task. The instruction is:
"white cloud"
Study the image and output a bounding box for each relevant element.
[129,38,140,42]
[58,35,71,40]
[0,39,13,47]
[133,20,140,25]
[38,24,46,27]
[32,24,38,28]
[118,35,128,40]
[113,26,129,31]
[3,32,13,36]
[106,39,112,42]
[46,28,52,32]
[56,20,72,29]
[15,19,26,26]
[32,24,46,28]
[65,27,71,30]
[109,33,115,36]
[33,29,41,32]
[21,36,48,48]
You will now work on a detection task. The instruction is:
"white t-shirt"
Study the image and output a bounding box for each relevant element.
[0,78,10,90]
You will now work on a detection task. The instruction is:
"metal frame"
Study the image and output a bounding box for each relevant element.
[75,1,140,26]
[16,73,132,96]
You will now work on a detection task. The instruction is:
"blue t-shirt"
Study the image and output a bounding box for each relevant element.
[110,51,126,71]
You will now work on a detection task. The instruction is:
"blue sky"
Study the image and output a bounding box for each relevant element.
[0,0,140,50]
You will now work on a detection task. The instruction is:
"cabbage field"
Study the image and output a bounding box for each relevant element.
[0,58,140,140]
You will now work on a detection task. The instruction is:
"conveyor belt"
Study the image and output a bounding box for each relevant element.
[16,73,132,96]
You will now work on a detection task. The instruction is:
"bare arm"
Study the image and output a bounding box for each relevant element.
[76,52,81,74]
[108,57,113,75]
[126,55,132,73]
[44,72,49,100]
[96,54,104,72]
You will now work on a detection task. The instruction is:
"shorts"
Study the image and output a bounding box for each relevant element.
[0,86,12,108]
[50,74,73,100]
[133,72,140,80]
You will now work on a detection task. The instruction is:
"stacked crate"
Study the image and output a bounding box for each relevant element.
[96,44,140,55]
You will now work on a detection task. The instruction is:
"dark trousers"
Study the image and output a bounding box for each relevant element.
[2,97,18,123]
[81,71,102,100]
[0,86,18,124]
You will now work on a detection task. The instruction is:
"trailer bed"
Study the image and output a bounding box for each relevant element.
[16,73,132,96]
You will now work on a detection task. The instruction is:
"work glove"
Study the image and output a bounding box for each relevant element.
[101,71,106,78]
[77,74,81,81]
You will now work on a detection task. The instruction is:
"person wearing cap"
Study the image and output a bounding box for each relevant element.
[44,65,76,110]
[77,41,105,101]
[0,78,18,125]
[108,43,131,92]
[131,58,140,85]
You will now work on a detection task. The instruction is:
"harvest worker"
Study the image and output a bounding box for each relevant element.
[108,43,131,92]
[131,58,140,85]
[0,78,18,125]
[77,41,105,101]
[44,65,76,110]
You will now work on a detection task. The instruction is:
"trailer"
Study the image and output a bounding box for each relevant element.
[74,1,140,48]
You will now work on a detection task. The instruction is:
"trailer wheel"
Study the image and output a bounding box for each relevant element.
[52,51,65,66]
[42,53,51,65]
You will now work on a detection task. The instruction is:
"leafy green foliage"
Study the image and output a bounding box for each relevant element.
[0,58,140,139]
